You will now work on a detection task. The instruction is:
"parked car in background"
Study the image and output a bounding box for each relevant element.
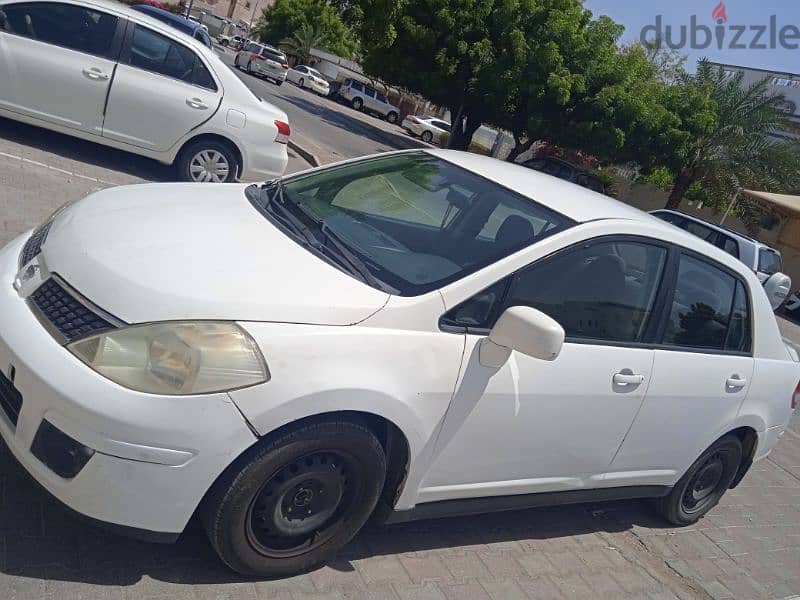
[286,65,329,96]
[339,78,400,124]
[235,42,288,85]
[0,0,289,181]
[401,114,451,144]
[3,150,797,577]
[520,156,607,194]
[217,32,244,48]
[651,210,791,309]
[131,4,212,48]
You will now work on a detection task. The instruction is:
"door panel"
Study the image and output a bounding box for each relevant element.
[103,63,219,151]
[0,32,113,133]
[419,339,654,502]
[611,350,754,479]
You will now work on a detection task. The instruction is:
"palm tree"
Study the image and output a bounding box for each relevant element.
[665,61,799,209]
[280,24,329,65]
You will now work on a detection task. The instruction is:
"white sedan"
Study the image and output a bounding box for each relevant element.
[1,150,797,576]
[0,0,289,182]
[401,114,451,144]
[286,64,330,96]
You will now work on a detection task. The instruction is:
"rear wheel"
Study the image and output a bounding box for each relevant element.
[351,97,363,111]
[202,420,386,576]
[234,54,240,68]
[298,77,305,88]
[656,434,742,526]
[421,130,433,143]
[275,79,283,86]
[221,40,229,47]
[386,111,398,124]
[247,60,253,74]
[176,139,238,183]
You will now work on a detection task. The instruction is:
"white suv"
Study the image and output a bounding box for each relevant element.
[1,150,797,577]
[0,0,289,182]
[339,78,400,124]
[235,42,288,85]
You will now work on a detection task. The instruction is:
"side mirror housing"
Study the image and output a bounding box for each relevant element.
[764,272,792,311]
[480,306,565,368]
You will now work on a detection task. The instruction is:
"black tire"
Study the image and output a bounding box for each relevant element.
[176,139,238,183]
[421,130,434,143]
[386,111,398,124]
[221,40,229,47]
[275,79,283,86]
[351,97,363,111]
[656,434,742,526]
[202,419,387,576]
[298,77,305,88]
[234,54,240,68]
[247,60,253,74]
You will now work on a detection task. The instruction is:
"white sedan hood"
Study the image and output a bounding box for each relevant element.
[41,183,390,325]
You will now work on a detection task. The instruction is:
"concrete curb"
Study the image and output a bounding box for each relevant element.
[288,140,320,167]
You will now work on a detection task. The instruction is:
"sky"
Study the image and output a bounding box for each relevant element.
[583,0,800,74]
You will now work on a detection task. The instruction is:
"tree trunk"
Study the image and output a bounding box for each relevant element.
[447,106,481,151]
[665,169,694,209]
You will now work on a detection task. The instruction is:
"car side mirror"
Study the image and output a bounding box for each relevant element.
[479,306,565,368]
[764,272,792,311]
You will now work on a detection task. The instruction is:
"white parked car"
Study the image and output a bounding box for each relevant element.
[1,150,798,577]
[286,64,329,96]
[0,0,289,182]
[235,42,288,85]
[338,78,400,124]
[401,114,451,144]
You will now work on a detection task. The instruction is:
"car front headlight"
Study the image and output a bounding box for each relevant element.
[68,322,269,395]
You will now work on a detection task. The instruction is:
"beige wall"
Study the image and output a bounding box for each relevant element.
[616,180,800,289]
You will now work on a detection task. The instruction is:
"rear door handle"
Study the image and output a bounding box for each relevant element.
[726,376,748,390]
[186,97,208,110]
[82,67,109,81]
[613,372,644,386]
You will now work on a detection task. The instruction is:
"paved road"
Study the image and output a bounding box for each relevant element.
[214,49,427,165]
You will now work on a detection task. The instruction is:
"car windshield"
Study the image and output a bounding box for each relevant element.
[248,153,573,295]
[262,49,285,62]
[308,68,323,78]
[759,248,783,275]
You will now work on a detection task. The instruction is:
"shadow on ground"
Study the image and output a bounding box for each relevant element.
[0,117,174,182]
[0,440,676,587]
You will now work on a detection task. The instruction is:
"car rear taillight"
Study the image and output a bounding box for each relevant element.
[274,120,290,144]
[281,63,289,69]
[793,380,800,410]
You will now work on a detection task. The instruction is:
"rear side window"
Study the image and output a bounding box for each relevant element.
[365,87,376,98]
[500,240,668,343]
[128,25,216,91]
[720,236,739,258]
[663,254,746,352]
[1,2,117,56]
[758,249,782,275]
[653,212,685,227]
[350,80,363,92]
[376,91,387,103]
[684,220,718,244]
[261,48,285,62]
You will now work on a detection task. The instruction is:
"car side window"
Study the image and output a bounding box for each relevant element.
[500,239,668,343]
[663,254,740,352]
[1,2,118,57]
[440,279,509,330]
[376,91,387,103]
[365,87,376,98]
[128,25,215,91]
[684,220,719,244]
[720,236,739,258]
[351,80,363,92]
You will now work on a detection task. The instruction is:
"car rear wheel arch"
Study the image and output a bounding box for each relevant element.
[176,134,243,180]
[727,426,758,488]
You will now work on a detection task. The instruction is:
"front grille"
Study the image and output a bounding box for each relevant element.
[30,279,117,344]
[19,222,53,267]
[0,369,22,427]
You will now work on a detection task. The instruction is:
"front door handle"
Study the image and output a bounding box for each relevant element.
[186,97,208,110]
[726,376,748,390]
[613,372,645,386]
[82,67,109,81]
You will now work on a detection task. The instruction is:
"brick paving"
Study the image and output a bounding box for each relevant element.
[2,117,800,598]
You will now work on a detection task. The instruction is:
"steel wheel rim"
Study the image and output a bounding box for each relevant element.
[681,450,727,514]
[189,150,230,183]
[245,450,361,558]
[422,131,432,142]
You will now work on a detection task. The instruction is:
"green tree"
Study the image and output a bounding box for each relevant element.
[255,0,358,59]
[658,61,799,209]
[280,23,329,64]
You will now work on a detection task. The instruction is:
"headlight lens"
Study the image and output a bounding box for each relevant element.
[67,322,269,395]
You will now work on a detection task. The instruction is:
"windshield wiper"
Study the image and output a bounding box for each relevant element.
[319,222,390,291]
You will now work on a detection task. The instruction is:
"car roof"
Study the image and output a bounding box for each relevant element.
[423,150,643,224]
[652,209,778,251]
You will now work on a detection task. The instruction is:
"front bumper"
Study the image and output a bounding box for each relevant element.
[0,234,257,536]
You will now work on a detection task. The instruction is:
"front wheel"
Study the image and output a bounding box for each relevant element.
[234,55,240,68]
[351,97,363,111]
[275,79,283,86]
[202,419,387,576]
[386,111,398,124]
[421,130,433,143]
[656,434,742,526]
[298,77,305,88]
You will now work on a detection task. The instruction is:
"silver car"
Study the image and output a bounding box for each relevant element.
[235,42,288,85]
[338,78,399,124]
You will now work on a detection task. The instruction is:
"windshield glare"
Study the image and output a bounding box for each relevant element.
[264,153,572,295]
